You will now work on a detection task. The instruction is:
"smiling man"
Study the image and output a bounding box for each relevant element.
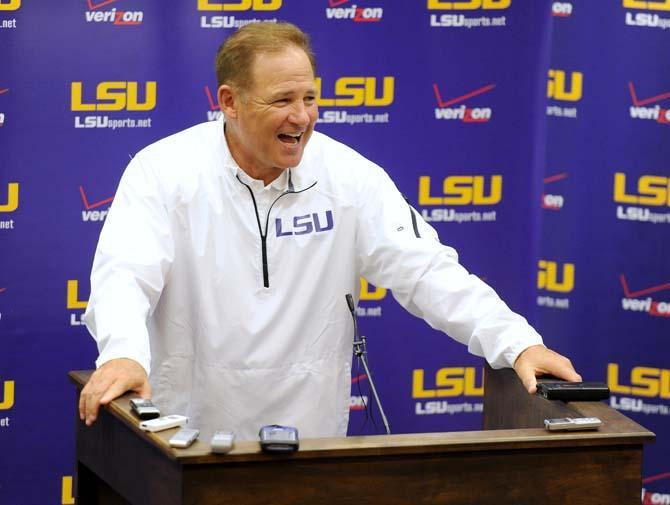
[219,43,317,184]
[81,22,580,440]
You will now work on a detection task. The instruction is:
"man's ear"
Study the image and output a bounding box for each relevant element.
[218,84,238,119]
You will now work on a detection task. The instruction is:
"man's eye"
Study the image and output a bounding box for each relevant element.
[304,96,315,103]
[274,99,289,105]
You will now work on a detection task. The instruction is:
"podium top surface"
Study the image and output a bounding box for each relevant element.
[69,369,654,466]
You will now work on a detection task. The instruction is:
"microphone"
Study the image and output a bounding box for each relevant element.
[345,293,391,435]
[345,293,358,347]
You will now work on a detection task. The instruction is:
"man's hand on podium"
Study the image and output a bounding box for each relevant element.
[79,358,151,426]
[513,345,582,394]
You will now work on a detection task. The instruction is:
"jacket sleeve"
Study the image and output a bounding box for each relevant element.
[355,164,543,369]
[83,154,174,374]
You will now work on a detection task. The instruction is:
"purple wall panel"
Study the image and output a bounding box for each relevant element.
[0,1,667,503]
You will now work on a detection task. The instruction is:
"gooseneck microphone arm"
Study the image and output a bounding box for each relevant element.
[346,294,391,435]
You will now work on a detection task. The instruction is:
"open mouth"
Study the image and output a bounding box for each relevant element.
[277,132,303,145]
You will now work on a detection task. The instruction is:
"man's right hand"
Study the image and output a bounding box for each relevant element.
[79,358,151,426]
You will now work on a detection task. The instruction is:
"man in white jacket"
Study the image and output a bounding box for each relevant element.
[80,22,580,440]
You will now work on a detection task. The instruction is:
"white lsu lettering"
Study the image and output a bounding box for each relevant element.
[625,11,670,28]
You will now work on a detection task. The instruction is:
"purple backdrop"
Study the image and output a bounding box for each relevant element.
[0,1,668,503]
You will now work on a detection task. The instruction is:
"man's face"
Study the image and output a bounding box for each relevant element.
[223,46,318,180]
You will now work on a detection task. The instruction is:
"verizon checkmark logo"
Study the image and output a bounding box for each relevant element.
[433,83,495,122]
[85,0,144,26]
[0,88,7,127]
[350,373,369,411]
[541,172,568,211]
[642,473,670,505]
[87,0,117,9]
[203,85,223,122]
[629,81,670,124]
[620,274,670,317]
[325,0,383,22]
[204,85,220,112]
[80,186,113,223]
[80,186,113,210]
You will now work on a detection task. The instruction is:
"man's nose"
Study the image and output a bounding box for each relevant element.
[289,101,311,127]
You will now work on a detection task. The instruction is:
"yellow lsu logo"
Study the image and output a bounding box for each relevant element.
[614,172,670,207]
[0,380,14,410]
[624,0,670,11]
[608,363,670,399]
[419,175,502,206]
[0,183,19,213]
[71,81,157,112]
[67,280,88,310]
[61,476,74,505]
[547,69,583,102]
[537,260,574,293]
[316,77,394,107]
[360,278,387,301]
[0,0,20,11]
[427,0,510,10]
[413,367,483,398]
[198,0,281,10]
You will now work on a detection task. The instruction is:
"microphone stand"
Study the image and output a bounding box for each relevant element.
[346,294,391,435]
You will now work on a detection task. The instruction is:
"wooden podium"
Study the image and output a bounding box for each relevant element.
[69,366,654,505]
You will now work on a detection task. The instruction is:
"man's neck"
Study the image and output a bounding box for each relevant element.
[224,124,283,186]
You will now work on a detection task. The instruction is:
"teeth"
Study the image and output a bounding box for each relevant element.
[278,132,302,145]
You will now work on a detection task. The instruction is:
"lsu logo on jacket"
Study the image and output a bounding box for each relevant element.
[275,211,334,237]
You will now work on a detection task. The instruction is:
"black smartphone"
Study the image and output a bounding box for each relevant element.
[129,398,161,420]
[536,381,610,401]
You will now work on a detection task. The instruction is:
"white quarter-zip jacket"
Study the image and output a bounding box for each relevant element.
[84,118,543,440]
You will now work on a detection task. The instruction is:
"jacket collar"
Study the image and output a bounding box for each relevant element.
[218,116,317,192]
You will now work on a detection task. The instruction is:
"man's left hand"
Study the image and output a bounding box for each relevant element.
[513,344,582,394]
